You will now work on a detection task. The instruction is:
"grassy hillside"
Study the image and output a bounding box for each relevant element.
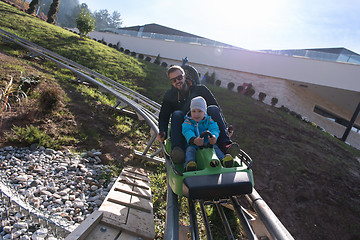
[1,2,360,239]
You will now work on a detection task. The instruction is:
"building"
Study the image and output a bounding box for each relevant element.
[88,24,360,149]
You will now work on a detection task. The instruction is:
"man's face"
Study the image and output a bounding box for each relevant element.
[169,69,186,91]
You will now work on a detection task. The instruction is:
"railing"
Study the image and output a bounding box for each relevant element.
[0,28,294,240]
[100,28,240,49]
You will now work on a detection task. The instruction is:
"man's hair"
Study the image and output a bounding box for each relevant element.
[167,65,185,77]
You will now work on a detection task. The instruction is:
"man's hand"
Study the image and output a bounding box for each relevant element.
[194,137,204,146]
[157,132,166,143]
[209,135,217,145]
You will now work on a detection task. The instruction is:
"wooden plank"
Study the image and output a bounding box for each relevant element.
[123,166,149,176]
[117,231,143,240]
[82,222,121,240]
[118,175,150,190]
[126,208,155,239]
[121,171,150,182]
[65,211,103,240]
[114,187,151,200]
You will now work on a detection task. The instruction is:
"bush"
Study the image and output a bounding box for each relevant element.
[259,92,266,102]
[119,47,124,52]
[9,125,57,149]
[271,97,279,106]
[124,49,130,55]
[131,51,136,57]
[227,82,235,90]
[237,85,243,93]
[215,80,221,86]
[138,54,144,60]
[108,43,113,47]
[39,88,60,113]
[161,62,168,68]
[145,56,151,62]
[154,54,161,65]
[244,88,255,97]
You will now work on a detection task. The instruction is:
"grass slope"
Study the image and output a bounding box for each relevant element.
[1,2,360,239]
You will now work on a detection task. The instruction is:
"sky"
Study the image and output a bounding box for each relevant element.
[80,0,360,54]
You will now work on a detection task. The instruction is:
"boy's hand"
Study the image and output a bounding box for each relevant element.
[194,137,204,146]
[209,135,217,145]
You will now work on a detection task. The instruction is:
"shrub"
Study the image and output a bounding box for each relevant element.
[244,88,255,97]
[271,97,279,106]
[39,88,60,113]
[259,92,266,102]
[119,47,124,52]
[227,82,235,90]
[154,54,161,65]
[131,51,136,57]
[116,41,121,50]
[8,125,59,149]
[215,80,221,86]
[124,49,130,55]
[108,43,113,47]
[161,62,168,68]
[138,54,144,60]
[145,56,151,62]
[237,85,243,93]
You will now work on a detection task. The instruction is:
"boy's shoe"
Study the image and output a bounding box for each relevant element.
[221,154,234,168]
[222,142,240,158]
[171,147,185,164]
[185,161,197,172]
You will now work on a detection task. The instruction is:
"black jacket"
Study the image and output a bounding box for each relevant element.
[158,83,219,134]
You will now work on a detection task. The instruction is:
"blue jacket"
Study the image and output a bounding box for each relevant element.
[182,114,220,146]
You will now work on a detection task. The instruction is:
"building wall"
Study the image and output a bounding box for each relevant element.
[88,31,360,149]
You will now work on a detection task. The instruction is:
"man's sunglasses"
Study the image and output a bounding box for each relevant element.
[170,74,184,83]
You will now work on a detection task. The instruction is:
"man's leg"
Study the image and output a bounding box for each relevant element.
[207,105,240,157]
[207,105,231,145]
[170,110,186,163]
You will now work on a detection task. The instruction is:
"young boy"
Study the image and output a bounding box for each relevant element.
[182,96,234,172]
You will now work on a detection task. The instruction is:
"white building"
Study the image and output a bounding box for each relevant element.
[87,24,360,149]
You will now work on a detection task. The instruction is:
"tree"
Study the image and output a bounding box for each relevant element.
[46,0,60,24]
[93,9,122,30]
[26,0,39,15]
[76,8,95,37]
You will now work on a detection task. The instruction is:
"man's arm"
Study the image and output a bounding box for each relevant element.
[199,85,219,107]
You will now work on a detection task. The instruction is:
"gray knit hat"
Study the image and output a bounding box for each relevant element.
[190,96,207,114]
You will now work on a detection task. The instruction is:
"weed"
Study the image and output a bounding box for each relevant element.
[8,125,59,149]
[38,88,61,113]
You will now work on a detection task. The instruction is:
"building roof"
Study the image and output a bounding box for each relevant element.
[260,47,360,65]
[119,23,205,39]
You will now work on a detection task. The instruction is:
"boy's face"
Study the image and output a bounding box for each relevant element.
[191,109,205,122]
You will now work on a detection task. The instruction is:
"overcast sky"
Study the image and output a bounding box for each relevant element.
[80,0,360,54]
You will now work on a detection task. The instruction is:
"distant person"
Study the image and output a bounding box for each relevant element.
[157,65,240,163]
[182,96,234,171]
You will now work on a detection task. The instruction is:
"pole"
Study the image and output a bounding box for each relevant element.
[341,101,360,142]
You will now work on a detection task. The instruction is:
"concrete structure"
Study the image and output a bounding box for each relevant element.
[87,24,360,149]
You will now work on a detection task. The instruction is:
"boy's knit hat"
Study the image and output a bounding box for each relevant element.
[190,96,207,114]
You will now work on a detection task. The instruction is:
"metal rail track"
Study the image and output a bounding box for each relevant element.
[0,28,294,239]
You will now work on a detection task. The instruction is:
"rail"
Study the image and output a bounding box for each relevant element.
[0,28,294,239]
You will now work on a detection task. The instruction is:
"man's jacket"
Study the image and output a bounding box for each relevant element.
[158,84,219,134]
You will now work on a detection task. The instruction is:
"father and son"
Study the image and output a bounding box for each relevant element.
[157,65,240,172]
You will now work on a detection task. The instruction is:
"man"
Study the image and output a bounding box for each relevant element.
[157,65,239,163]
